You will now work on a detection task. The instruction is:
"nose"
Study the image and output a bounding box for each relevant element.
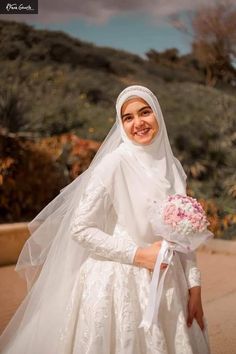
[133,114,145,128]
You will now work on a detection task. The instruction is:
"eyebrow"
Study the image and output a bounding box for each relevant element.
[121,105,151,120]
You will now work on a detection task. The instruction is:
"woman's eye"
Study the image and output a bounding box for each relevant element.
[124,116,132,122]
[142,110,151,115]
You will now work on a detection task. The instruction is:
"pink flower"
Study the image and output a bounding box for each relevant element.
[161,194,209,235]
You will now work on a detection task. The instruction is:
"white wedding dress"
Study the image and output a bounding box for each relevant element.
[1,153,211,354]
[66,172,211,354]
[1,83,212,354]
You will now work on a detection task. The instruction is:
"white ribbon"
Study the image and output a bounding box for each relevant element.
[138,239,180,331]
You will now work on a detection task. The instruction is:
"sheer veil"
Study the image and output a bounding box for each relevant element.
[0,118,123,353]
[0,85,187,352]
[15,121,122,289]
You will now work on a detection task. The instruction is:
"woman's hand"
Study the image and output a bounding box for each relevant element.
[187,286,205,330]
[133,241,168,271]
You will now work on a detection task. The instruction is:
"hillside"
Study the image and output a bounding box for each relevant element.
[0,19,235,238]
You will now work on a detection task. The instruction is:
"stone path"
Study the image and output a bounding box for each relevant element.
[0,250,236,354]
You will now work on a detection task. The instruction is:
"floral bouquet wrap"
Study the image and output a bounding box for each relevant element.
[149,194,213,251]
[139,194,214,331]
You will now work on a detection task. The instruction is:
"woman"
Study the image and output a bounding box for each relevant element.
[0,85,211,354]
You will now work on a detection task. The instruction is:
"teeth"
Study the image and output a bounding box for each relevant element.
[136,128,150,136]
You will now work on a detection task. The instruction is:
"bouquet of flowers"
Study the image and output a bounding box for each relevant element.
[148,193,213,252]
[139,193,213,331]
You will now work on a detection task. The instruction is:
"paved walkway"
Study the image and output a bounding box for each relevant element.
[0,250,236,354]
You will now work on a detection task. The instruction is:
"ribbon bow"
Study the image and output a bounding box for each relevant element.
[138,239,182,331]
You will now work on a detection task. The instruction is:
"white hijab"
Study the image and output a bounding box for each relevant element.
[116,85,187,193]
[96,85,187,246]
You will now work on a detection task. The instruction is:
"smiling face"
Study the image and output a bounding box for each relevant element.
[120,97,159,145]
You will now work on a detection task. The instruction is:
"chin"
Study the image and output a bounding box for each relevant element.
[135,138,153,145]
[133,132,156,145]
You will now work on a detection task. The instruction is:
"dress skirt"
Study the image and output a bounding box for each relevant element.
[69,253,210,354]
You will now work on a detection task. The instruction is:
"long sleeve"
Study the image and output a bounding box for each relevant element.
[70,172,139,265]
[179,251,201,289]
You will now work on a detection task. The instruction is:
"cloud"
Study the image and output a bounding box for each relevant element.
[0,0,236,24]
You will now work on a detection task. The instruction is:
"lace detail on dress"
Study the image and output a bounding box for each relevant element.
[70,179,105,234]
[71,252,210,354]
[179,251,201,289]
[187,267,201,289]
[70,173,138,265]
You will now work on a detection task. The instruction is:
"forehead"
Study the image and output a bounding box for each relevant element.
[121,97,149,115]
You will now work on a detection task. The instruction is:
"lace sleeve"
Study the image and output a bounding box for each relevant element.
[69,173,138,265]
[179,251,201,289]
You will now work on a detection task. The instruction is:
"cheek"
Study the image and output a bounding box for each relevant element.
[147,115,158,131]
[123,122,133,135]
[153,119,159,132]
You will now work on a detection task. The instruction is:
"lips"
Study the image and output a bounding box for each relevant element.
[135,128,150,136]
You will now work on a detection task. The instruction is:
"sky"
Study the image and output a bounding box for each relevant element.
[1,0,236,57]
[33,14,192,57]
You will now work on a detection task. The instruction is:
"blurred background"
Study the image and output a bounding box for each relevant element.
[0,2,236,353]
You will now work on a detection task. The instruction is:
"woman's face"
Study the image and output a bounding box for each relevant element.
[121,97,159,145]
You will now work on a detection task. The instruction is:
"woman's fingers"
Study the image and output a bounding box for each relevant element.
[187,305,195,327]
[160,262,168,270]
[187,301,205,331]
[195,313,205,330]
[187,313,194,327]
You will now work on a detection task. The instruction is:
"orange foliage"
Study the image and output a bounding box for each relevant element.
[0,132,235,239]
[0,132,100,222]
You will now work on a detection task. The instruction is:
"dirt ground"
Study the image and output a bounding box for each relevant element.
[0,249,236,354]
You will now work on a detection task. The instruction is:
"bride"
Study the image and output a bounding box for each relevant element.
[0,85,211,354]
